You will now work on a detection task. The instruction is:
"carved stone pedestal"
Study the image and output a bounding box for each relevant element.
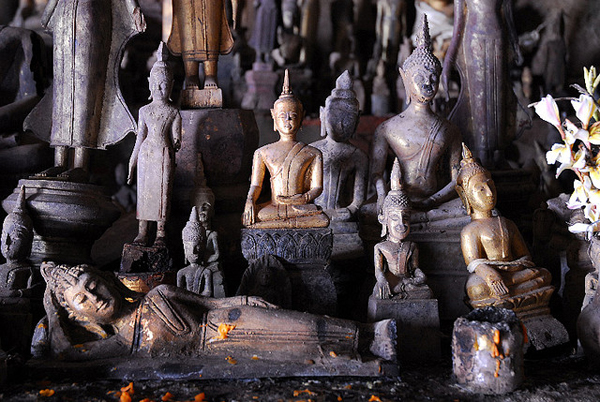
[241,64,278,110]
[119,243,175,293]
[330,221,364,260]
[452,307,524,395]
[407,224,470,322]
[240,228,336,315]
[368,296,440,362]
[2,179,121,265]
[181,87,223,108]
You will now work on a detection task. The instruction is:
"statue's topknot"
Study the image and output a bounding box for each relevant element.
[182,206,206,243]
[382,159,411,212]
[150,41,173,84]
[273,69,304,111]
[402,14,442,75]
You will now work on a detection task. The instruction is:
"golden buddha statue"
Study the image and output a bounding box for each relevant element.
[457,144,552,310]
[242,70,329,229]
[168,0,237,90]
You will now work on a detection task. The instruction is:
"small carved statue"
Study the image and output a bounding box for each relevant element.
[456,144,552,308]
[24,0,146,181]
[167,0,237,91]
[248,0,278,64]
[35,262,397,362]
[374,0,406,63]
[128,42,182,246]
[271,1,305,67]
[198,202,220,269]
[370,15,461,216]
[242,70,329,229]
[372,160,432,300]
[312,70,367,222]
[0,186,41,299]
[177,206,210,296]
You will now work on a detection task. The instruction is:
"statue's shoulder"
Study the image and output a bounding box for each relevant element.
[438,117,461,139]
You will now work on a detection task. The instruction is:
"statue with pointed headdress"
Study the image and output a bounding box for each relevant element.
[370,14,461,220]
[242,70,329,229]
[456,144,553,310]
[372,159,432,300]
[312,70,367,222]
[0,186,42,298]
[177,206,215,297]
[128,42,182,246]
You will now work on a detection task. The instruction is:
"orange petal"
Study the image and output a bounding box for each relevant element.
[162,391,175,401]
[39,389,55,397]
[194,392,206,401]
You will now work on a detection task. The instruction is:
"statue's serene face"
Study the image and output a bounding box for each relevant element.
[385,209,410,241]
[324,101,358,143]
[63,273,122,324]
[184,239,202,264]
[272,101,303,137]
[1,227,28,261]
[466,172,497,213]
[406,66,438,103]
[149,76,171,101]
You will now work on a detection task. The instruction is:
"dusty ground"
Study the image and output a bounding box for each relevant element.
[2,351,600,402]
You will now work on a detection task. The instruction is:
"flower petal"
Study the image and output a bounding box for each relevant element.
[571,95,596,129]
[532,95,562,128]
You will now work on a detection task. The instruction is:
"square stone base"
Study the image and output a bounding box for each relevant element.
[522,314,569,351]
[240,228,336,315]
[181,87,223,108]
[368,296,441,362]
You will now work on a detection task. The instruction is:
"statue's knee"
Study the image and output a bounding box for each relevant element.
[538,268,552,285]
[466,274,491,301]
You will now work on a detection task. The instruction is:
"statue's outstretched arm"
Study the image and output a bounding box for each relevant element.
[348,152,368,216]
[243,151,265,226]
[370,128,390,212]
[127,112,148,185]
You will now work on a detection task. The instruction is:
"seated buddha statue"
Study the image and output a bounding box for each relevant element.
[372,160,433,300]
[369,15,462,225]
[456,144,552,309]
[312,70,368,222]
[242,70,329,229]
[0,186,42,300]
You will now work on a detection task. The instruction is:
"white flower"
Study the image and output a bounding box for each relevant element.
[563,119,589,146]
[571,95,596,129]
[567,177,592,209]
[532,95,561,129]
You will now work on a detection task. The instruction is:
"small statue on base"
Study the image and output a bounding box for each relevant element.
[167,0,237,107]
[128,42,182,247]
[456,144,552,309]
[177,206,225,298]
[242,70,329,229]
[0,186,41,299]
[313,70,367,222]
[372,160,432,300]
